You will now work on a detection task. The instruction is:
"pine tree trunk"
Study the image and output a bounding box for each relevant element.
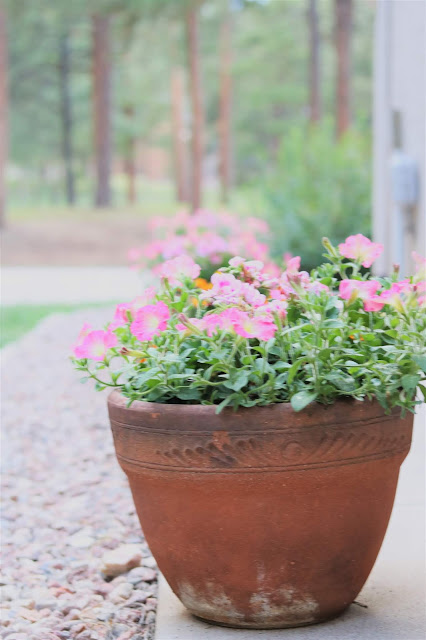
[92,14,112,207]
[59,32,76,205]
[170,67,187,203]
[0,7,8,228]
[185,5,204,213]
[308,0,321,124]
[123,107,136,205]
[218,10,233,204]
[124,145,136,204]
[335,0,352,137]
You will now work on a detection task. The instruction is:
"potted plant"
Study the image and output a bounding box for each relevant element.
[72,236,425,629]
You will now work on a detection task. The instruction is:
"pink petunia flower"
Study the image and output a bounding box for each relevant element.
[229,256,245,268]
[144,240,166,261]
[202,271,266,308]
[232,309,276,341]
[111,303,132,328]
[261,299,288,318]
[369,280,412,313]
[209,307,276,341]
[412,251,426,268]
[130,302,170,342]
[194,232,228,259]
[73,329,117,361]
[109,289,157,329]
[158,255,201,286]
[161,236,187,260]
[285,256,301,274]
[242,283,266,307]
[201,272,243,304]
[339,279,382,311]
[414,280,426,306]
[202,315,222,336]
[338,234,383,268]
[262,261,281,279]
[306,281,330,295]
[74,322,92,347]
[412,251,426,280]
[176,317,206,334]
[206,308,243,335]
[230,259,267,286]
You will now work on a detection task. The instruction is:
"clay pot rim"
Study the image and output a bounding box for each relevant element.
[108,390,398,432]
[109,389,386,414]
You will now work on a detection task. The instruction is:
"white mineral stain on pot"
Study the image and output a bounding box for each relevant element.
[177,581,245,622]
[250,585,319,624]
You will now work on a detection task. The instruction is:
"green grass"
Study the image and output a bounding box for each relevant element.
[6,177,255,222]
[0,303,116,348]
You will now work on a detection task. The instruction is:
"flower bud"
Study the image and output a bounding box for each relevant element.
[322,237,339,258]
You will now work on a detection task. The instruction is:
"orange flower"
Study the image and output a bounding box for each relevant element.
[194,277,213,291]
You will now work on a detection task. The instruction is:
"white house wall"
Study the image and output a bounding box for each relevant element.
[373,0,426,275]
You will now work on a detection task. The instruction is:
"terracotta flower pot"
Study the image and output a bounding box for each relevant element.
[107,391,413,629]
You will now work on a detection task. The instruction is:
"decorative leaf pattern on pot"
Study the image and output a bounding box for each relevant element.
[111,416,412,473]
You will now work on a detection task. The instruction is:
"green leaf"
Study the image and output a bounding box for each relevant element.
[326,372,357,392]
[288,359,306,384]
[274,361,291,372]
[291,391,318,412]
[383,329,398,339]
[322,319,344,328]
[268,345,282,356]
[413,355,426,373]
[362,334,381,344]
[215,396,233,414]
[175,388,201,401]
[133,369,158,388]
[252,358,275,375]
[223,370,249,391]
[401,374,421,392]
[274,372,288,386]
[418,384,426,401]
[318,348,332,361]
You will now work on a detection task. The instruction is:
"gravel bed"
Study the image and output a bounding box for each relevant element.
[1,310,157,640]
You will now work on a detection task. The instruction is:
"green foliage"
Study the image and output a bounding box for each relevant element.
[72,241,426,415]
[255,122,371,270]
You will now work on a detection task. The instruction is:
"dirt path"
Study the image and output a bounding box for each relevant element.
[1,215,150,266]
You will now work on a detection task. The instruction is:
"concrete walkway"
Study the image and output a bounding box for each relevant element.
[2,266,150,305]
[155,407,426,640]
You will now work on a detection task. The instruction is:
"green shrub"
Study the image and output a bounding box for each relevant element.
[258,122,371,270]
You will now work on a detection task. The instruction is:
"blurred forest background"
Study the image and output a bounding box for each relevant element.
[1,0,374,268]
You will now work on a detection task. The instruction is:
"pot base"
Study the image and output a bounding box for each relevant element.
[193,606,349,630]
